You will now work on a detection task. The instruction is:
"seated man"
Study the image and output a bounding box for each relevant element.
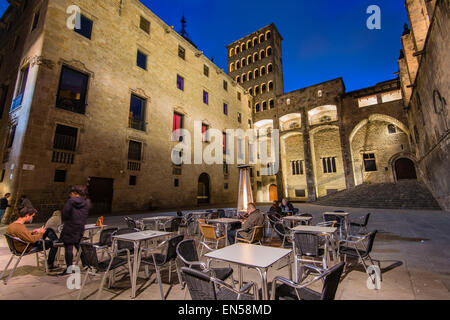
[280,198,295,216]
[269,200,282,215]
[228,203,265,245]
[6,207,59,271]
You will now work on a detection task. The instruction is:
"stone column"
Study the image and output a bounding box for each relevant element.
[273,114,285,201]
[301,108,316,202]
[337,97,355,190]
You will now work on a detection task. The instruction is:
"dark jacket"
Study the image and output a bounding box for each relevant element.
[280,202,295,215]
[239,209,265,240]
[0,197,10,210]
[60,197,91,244]
[269,205,282,215]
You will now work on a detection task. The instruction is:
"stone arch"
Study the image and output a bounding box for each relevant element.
[229,48,235,57]
[388,152,418,182]
[279,113,301,132]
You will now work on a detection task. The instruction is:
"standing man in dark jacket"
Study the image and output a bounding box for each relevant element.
[60,185,91,275]
[0,193,11,224]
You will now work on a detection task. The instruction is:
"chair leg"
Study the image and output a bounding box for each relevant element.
[96,271,109,300]
[77,271,90,300]
[175,260,183,287]
[35,252,40,269]
[1,254,14,281]
[155,266,165,300]
[168,261,172,283]
[5,255,23,285]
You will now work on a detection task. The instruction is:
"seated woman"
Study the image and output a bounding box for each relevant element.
[6,207,59,270]
[269,200,282,215]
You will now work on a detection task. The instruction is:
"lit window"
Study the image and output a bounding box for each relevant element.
[56,66,88,114]
[172,112,183,141]
[129,95,146,131]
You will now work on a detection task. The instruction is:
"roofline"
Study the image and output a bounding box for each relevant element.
[226,23,283,48]
[281,77,345,96]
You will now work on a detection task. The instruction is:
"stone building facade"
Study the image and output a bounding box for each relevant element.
[398,0,449,210]
[0,0,252,221]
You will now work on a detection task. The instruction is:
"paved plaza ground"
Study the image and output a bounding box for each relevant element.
[0,204,449,300]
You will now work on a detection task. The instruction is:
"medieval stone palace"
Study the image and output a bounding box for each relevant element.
[0,0,448,221]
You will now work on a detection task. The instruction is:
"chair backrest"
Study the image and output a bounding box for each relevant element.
[199,223,218,240]
[293,232,320,257]
[273,222,288,240]
[99,227,119,247]
[181,267,217,300]
[250,226,264,242]
[124,217,137,229]
[176,239,202,271]
[80,243,100,270]
[164,234,185,263]
[268,214,280,224]
[323,214,343,226]
[364,230,378,256]
[169,217,183,232]
[320,262,345,300]
[207,212,219,220]
[217,209,226,218]
[114,228,138,251]
[363,213,371,227]
[4,234,27,256]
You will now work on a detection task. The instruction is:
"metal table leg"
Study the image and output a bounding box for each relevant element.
[256,267,268,300]
[131,241,140,299]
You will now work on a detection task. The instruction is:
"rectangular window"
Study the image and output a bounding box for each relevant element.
[172,112,184,142]
[174,179,179,187]
[129,95,146,131]
[139,16,150,34]
[248,119,252,129]
[54,124,77,151]
[128,140,142,161]
[223,162,229,176]
[178,46,185,60]
[295,189,306,197]
[237,92,241,101]
[223,80,228,91]
[6,124,17,149]
[237,112,242,123]
[0,169,5,183]
[0,85,9,119]
[203,65,209,77]
[56,66,89,114]
[129,175,137,186]
[203,90,209,105]
[74,14,93,39]
[31,10,40,31]
[54,170,67,183]
[291,160,304,175]
[177,74,184,91]
[223,103,228,115]
[224,183,229,190]
[223,132,228,154]
[322,157,337,174]
[363,153,377,172]
[137,50,147,70]
[202,123,209,142]
[11,66,29,111]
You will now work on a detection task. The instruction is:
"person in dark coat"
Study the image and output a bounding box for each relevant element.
[60,185,91,275]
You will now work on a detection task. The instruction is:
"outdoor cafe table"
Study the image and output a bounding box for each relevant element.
[282,216,313,228]
[205,243,292,300]
[290,225,338,282]
[112,230,170,299]
[84,224,108,243]
[208,218,242,246]
[323,212,350,239]
[140,216,173,230]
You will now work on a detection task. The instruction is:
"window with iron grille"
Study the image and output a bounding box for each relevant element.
[139,16,150,34]
[363,153,377,172]
[129,94,146,131]
[54,125,77,151]
[74,14,93,39]
[56,66,88,114]
[128,140,142,161]
[322,157,337,174]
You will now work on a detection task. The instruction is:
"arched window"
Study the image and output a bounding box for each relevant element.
[262,101,267,110]
[268,64,273,73]
[236,61,240,69]
[262,83,267,92]
[255,85,260,95]
[241,58,246,67]
[255,103,260,112]
[230,63,234,72]
[247,56,252,64]
[269,99,275,109]
[241,43,245,52]
[266,31,271,40]
[246,40,251,49]
[242,74,246,82]
[236,76,240,83]
[267,47,272,56]
[229,48,235,57]
[254,69,260,78]
[253,53,259,62]
[253,37,257,46]
[236,46,240,54]
[260,50,266,59]
[268,81,274,91]
[248,71,253,81]
[249,88,253,96]
[259,34,264,43]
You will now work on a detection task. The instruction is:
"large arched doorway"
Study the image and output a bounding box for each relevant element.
[395,158,417,180]
[198,173,210,204]
[269,184,278,202]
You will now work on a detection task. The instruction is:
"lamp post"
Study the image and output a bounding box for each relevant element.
[237,165,254,215]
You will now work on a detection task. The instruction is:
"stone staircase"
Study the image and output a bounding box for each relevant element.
[314,180,442,210]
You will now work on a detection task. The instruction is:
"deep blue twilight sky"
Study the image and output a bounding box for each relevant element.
[0,0,408,92]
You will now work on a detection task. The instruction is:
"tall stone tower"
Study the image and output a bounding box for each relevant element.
[226,24,284,114]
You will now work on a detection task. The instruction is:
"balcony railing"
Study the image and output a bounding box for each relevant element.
[128,161,141,171]
[11,93,23,111]
[52,151,75,164]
